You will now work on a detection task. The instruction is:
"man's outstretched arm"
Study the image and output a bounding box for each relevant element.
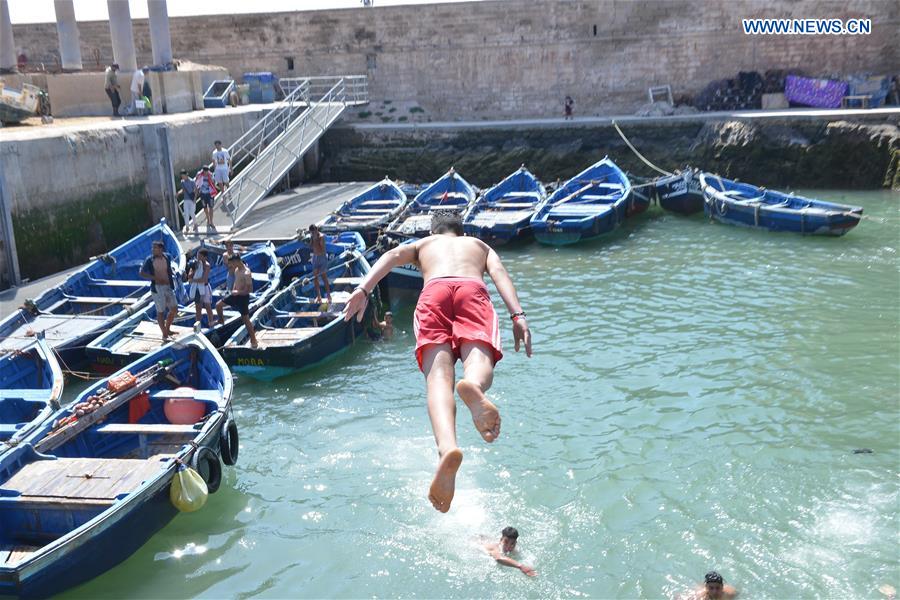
[487,547,537,577]
[343,242,418,322]
[485,248,532,357]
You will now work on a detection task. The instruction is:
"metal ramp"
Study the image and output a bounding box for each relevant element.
[211,76,368,227]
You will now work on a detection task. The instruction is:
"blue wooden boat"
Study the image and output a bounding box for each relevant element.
[222,252,375,381]
[389,168,476,238]
[85,242,281,372]
[0,332,235,598]
[0,220,184,369]
[463,166,546,245]
[364,238,423,294]
[275,231,366,285]
[699,174,864,235]
[318,178,407,245]
[530,158,634,245]
[0,336,63,448]
[653,169,704,215]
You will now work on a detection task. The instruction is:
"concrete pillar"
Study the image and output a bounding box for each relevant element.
[147,0,172,66]
[0,0,17,73]
[53,0,83,71]
[107,0,137,71]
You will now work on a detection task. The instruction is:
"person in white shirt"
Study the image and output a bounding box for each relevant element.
[130,66,149,112]
[212,140,232,192]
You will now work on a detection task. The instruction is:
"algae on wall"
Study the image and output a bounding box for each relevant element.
[12,185,151,281]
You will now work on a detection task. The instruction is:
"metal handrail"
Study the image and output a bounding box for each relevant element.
[223,78,352,226]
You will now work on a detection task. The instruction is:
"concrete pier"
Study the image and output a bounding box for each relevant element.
[107,0,137,71]
[53,0,82,71]
[147,0,173,66]
[0,0,16,72]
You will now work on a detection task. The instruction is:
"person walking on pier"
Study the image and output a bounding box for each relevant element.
[195,166,218,233]
[139,241,179,340]
[130,66,149,113]
[177,169,199,235]
[309,224,331,305]
[103,63,121,117]
[212,140,232,193]
[343,211,532,513]
[564,95,574,120]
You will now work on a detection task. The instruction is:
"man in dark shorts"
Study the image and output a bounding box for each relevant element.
[344,211,532,513]
[216,254,258,348]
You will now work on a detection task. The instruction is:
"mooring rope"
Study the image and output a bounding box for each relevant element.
[612,121,674,177]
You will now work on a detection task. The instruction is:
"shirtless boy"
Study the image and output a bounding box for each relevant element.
[309,224,331,304]
[344,211,532,512]
[139,241,178,339]
[216,254,259,348]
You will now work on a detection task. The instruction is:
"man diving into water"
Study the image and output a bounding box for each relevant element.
[344,211,532,513]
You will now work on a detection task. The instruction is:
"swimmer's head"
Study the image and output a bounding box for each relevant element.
[384,311,393,324]
[501,526,519,553]
[704,572,724,599]
[431,210,463,236]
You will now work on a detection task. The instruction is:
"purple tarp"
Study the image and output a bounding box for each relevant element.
[784,75,848,108]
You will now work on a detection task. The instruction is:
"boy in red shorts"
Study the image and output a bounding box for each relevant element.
[344,211,532,513]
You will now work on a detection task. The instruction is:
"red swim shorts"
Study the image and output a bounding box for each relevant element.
[413,276,503,371]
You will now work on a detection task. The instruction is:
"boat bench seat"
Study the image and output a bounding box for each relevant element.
[0,389,50,401]
[63,296,139,305]
[149,389,224,403]
[88,279,149,287]
[0,424,23,436]
[251,273,272,282]
[549,205,612,216]
[282,311,336,319]
[504,191,540,198]
[578,194,617,201]
[359,200,399,206]
[95,423,200,436]
[490,202,535,209]
[349,209,391,214]
[332,277,363,286]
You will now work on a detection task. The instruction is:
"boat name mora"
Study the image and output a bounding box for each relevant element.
[237,358,266,366]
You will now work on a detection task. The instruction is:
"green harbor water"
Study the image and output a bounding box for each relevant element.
[61,190,898,599]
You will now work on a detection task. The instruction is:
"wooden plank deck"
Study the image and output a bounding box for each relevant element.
[2,457,167,502]
[113,321,193,355]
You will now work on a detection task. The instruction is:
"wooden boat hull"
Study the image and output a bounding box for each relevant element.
[531,158,632,246]
[0,333,233,598]
[700,174,863,235]
[275,232,366,285]
[389,169,476,238]
[225,313,368,381]
[319,178,407,246]
[0,220,184,369]
[223,252,375,381]
[654,171,704,215]
[463,167,544,246]
[0,337,63,448]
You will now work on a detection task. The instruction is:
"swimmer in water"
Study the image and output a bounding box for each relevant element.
[344,211,532,513]
[374,311,394,340]
[481,527,536,577]
[686,571,738,600]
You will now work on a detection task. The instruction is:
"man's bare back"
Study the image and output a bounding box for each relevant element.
[415,235,490,281]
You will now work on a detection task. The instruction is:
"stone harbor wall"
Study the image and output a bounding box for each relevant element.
[11,0,899,119]
[319,116,900,190]
[0,108,268,284]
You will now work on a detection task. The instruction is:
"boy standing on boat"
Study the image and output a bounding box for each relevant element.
[217,255,259,349]
[309,224,331,305]
[188,249,215,328]
[139,241,179,340]
[344,211,532,513]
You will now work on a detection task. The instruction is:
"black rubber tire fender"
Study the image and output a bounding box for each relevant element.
[191,446,222,494]
[220,417,239,466]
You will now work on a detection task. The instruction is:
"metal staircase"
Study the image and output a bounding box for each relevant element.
[208,76,368,227]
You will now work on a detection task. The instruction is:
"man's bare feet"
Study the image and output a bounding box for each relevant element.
[428,448,463,513]
[456,379,501,442]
